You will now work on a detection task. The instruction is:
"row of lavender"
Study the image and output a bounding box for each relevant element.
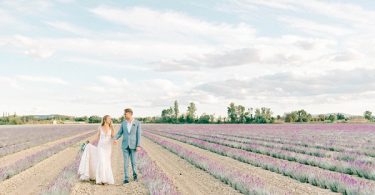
[143,132,273,195]
[202,133,374,163]
[154,130,375,180]
[0,131,96,182]
[142,124,375,153]
[221,133,375,158]
[41,143,179,195]
[143,124,375,160]
[137,148,179,194]
[0,124,97,157]
[224,132,375,157]
[222,128,375,151]
[145,130,375,194]
[41,152,82,195]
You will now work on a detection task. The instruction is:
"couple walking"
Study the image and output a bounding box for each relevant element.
[78,108,142,185]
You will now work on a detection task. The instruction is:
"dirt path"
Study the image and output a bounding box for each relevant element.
[142,137,242,195]
[147,133,338,195]
[0,134,95,195]
[71,140,148,195]
[0,130,94,168]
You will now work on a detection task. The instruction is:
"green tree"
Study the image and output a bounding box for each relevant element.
[74,116,88,122]
[336,113,346,120]
[285,110,312,123]
[318,114,326,121]
[245,108,254,123]
[186,102,197,123]
[296,110,312,122]
[161,107,174,122]
[236,105,247,123]
[178,114,186,123]
[112,117,120,124]
[198,113,211,123]
[227,102,237,123]
[364,111,373,120]
[285,112,298,122]
[216,116,223,124]
[173,100,179,122]
[328,114,337,122]
[88,116,102,123]
[8,116,22,125]
[254,107,274,123]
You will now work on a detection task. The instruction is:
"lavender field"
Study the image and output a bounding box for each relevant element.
[143,124,375,195]
[1,124,375,195]
[0,124,98,157]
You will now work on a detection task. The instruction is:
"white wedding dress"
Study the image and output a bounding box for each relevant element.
[78,126,115,184]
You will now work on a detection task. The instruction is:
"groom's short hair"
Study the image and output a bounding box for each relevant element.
[124,108,133,115]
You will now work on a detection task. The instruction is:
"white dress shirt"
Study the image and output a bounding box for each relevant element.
[126,119,134,133]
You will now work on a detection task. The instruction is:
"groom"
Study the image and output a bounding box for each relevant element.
[114,108,142,184]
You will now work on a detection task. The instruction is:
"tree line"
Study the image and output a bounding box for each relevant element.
[1,101,374,125]
[0,114,122,125]
[137,101,372,124]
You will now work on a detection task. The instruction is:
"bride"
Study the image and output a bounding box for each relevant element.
[78,115,115,185]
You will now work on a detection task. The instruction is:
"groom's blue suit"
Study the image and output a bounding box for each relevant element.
[115,119,141,181]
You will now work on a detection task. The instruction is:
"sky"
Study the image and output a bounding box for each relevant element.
[1,0,375,117]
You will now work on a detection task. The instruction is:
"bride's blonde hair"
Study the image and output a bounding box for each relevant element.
[101,115,114,136]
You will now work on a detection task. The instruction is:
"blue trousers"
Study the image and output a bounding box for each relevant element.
[123,146,137,181]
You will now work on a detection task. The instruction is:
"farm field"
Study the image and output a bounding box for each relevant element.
[0,124,374,195]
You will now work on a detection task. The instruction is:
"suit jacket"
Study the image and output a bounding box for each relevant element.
[115,119,141,150]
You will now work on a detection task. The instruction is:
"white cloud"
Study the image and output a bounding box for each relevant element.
[16,75,68,85]
[196,68,375,98]
[155,35,340,71]
[2,34,215,64]
[0,76,22,89]
[231,0,375,25]
[156,48,261,71]
[1,1,375,116]
[55,0,75,3]
[9,35,55,59]
[45,21,90,35]
[82,76,183,107]
[0,75,68,87]
[0,1,53,14]
[90,6,256,46]
[97,76,130,87]
[0,9,16,26]
[279,16,353,37]
[331,50,362,62]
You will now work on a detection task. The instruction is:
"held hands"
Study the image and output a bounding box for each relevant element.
[112,139,140,151]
